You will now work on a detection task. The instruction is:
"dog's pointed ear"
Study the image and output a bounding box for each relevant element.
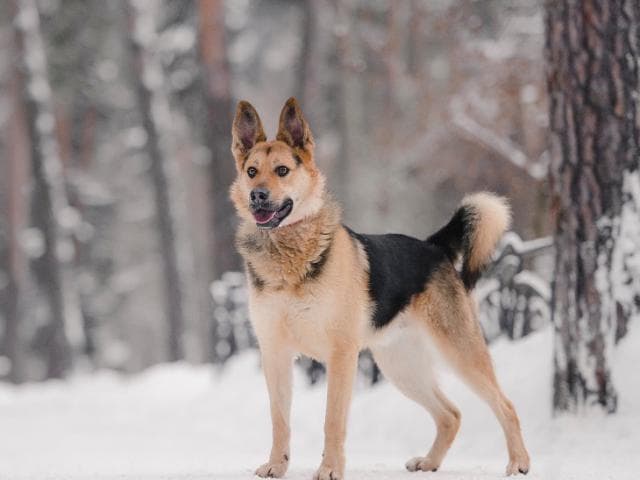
[276,97,314,153]
[231,101,266,166]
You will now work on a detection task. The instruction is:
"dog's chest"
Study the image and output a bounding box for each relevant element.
[288,299,333,359]
[251,288,336,361]
[239,236,325,290]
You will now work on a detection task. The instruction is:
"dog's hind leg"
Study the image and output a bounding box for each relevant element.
[370,321,461,473]
[413,271,530,476]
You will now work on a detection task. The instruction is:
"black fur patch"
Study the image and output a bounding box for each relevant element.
[426,207,467,262]
[293,154,303,166]
[426,205,479,290]
[346,227,449,329]
[238,234,262,253]
[246,262,265,291]
[266,146,272,155]
[305,242,331,281]
[461,263,481,291]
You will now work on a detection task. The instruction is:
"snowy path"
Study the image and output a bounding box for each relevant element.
[1,328,639,480]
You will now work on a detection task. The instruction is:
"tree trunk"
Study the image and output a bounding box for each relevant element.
[332,0,352,213]
[197,0,240,280]
[295,0,314,108]
[156,0,217,364]
[12,0,80,378]
[126,0,186,361]
[2,41,31,383]
[546,0,640,413]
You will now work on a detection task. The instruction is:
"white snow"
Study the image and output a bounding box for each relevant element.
[13,1,39,32]
[613,170,640,320]
[20,227,45,259]
[1,326,639,480]
[131,0,158,48]
[159,26,196,54]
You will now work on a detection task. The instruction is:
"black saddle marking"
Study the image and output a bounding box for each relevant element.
[345,227,449,328]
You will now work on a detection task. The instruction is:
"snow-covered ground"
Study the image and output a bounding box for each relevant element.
[1,327,639,480]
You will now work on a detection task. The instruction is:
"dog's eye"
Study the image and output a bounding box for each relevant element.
[276,166,289,177]
[247,167,257,178]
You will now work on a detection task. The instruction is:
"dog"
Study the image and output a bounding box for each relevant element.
[230,98,530,479]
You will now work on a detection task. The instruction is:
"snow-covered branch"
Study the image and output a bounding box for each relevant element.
[450,97,547,181]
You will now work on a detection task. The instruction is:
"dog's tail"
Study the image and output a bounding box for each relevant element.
[427,192,511,291]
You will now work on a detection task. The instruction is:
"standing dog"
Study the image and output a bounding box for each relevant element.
[230,98,530,479]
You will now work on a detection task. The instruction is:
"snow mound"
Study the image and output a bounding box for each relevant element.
[0,327,639,480]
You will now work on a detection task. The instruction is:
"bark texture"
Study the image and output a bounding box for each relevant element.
[546,0,640,413]
[197,0,240,279]
[12,0,79,378]
[127,0,186,361]
[295,0,314,108]
[2,40,31,383]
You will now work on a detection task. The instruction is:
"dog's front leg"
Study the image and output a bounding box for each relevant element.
[255,345,294,478]
[314,347,359,480]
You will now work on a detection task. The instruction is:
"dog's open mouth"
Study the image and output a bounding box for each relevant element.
[252,199,293,229]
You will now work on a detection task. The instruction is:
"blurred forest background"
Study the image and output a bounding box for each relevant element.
[0,0,553,383]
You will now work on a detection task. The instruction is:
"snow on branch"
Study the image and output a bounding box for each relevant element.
[449,97,547,181]
[388,126,450,175]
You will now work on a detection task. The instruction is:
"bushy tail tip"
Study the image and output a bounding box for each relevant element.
[428,192,511,290]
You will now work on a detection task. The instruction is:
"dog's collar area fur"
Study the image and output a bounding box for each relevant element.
[237,195,341,290]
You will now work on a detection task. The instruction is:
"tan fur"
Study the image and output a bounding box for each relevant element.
[370,316,461,473]
[409,266,530,475]
[230,99,529,479]
[462,192,511,272]
[231,100,267,169]
[276,97,315,164]
[248,225,370,480]
[236,195,340,291]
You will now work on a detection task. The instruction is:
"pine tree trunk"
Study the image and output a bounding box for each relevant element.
[197,0,240,279]
[295,0,314,108]
[1,34,32,383]
[332,0,352,212]
[546,0,640,413]
[12,0,79,378]
[126,0,186,361]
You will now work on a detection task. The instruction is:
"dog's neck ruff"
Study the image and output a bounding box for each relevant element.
[237,196,341,290]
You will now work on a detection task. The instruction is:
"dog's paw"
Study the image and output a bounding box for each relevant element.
[313,464,343,480]
[506,455,530,476]
[405,456,439,473]
[255,460,288,478]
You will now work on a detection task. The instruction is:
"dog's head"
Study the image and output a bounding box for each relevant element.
[230,98,325,230]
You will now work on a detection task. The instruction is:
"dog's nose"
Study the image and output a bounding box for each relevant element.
[250,187,270,203]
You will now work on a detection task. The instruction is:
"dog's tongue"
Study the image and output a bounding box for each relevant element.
[254,210,277,224]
